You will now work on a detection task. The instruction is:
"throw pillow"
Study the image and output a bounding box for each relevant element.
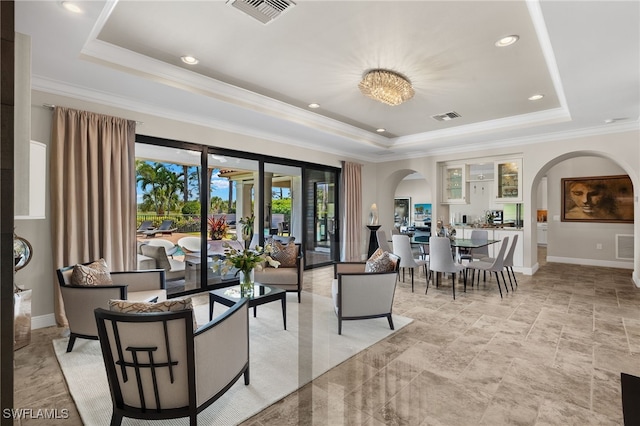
[70,258,113,286]
[365,251,396,273]
[367,247,385,262]
[109,297,197,330]
[268,241,298,267]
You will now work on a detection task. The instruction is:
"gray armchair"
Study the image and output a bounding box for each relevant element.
[331,253,400,335]
[57,264,167,352]
[94,298,249,425]
[254,243,303,302]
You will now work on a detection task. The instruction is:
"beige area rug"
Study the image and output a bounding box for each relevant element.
[53,291,412,425]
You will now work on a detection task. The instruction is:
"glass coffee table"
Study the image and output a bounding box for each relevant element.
[209,283,287,330]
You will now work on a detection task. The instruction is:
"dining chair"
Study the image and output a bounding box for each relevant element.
[465,236,509,298]
[391,234,427,292]
[376,229,392,252]
[428,237,466,299]
[481,234,518,291]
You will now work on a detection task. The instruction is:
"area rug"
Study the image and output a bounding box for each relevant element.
[53,291,412,425]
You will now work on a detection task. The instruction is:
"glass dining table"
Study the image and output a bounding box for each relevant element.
[411,236,499,249]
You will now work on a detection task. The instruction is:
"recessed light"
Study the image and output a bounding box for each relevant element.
[376,128,386,133]
[528,94,544,101]
[308,103,320,109]
[495,35,519,47]
[181,56,199,65]
[61,1,83,14]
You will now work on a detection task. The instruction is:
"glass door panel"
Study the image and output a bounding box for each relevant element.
[135,143,203,296]
[265,163,302,242]
[304,168,339,268]
[207,152,259,282]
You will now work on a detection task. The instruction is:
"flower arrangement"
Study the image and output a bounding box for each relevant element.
[214,241,280,296]
[208,215,228,240]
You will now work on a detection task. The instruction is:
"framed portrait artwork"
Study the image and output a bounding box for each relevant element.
[561,175,634,223]
[394,197,410,226]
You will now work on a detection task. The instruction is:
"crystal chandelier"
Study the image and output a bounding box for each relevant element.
[358,69,415,106]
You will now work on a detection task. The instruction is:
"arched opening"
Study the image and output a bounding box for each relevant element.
[528,151,637,280]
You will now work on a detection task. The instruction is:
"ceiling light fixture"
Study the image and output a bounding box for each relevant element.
[528,94,544,101]
[376,128,386,133]
[495,35,519,47]
[181,56,199,65]
[358,69,415,106]
[308,103,320,109]
[61,1,83,13]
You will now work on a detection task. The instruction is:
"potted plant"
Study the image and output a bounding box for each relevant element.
[208,215,229,240]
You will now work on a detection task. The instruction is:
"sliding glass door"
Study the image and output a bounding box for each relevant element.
[304,167,339,268]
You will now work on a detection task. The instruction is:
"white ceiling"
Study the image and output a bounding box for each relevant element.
[15,1,640,162]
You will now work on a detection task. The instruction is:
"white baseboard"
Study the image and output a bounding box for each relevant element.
[31,313,56,330]
[633,271,640,288]
[546,256,634,270]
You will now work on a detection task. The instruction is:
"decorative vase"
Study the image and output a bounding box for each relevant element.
[239,268,255,297]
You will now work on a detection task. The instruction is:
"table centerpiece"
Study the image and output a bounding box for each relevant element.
[215,241,280,297]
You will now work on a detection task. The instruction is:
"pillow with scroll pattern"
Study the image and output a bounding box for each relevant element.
[70,258,113,286]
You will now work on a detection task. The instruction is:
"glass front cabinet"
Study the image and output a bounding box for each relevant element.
[494,158,522,202]
[441,164,468,204]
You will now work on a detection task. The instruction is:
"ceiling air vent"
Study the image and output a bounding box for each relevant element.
[431,111,461,122]
[227,0,296,24]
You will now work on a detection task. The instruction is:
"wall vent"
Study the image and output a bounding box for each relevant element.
[431,111,461,122]
[616,234,634,260]
[227,0,295,24]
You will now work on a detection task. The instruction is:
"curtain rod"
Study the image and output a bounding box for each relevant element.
[42,104,143,125]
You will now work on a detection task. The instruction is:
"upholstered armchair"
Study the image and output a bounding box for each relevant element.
[331,253,400,335]
[94,298,249,426]
[254,242,304,302]
[57,263,167,352]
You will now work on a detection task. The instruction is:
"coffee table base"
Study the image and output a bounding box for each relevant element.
[209,284,286,330]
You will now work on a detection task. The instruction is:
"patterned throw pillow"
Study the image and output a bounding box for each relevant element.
[365,250,396,273]
[269,241,298,267]
[70,259,113,286]
[109,298,197,330]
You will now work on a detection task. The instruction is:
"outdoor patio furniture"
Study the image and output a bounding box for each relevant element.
[146,238,178,257]
[136,220,154,234]
[143,220,177,237]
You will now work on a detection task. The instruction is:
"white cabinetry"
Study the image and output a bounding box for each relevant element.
[537,223,548,245]
[441,164,468,204]
[494,159,522,203]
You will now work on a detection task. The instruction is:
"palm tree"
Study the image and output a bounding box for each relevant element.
[136,161,184,215]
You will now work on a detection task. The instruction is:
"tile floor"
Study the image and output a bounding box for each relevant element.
[13,247,640,425]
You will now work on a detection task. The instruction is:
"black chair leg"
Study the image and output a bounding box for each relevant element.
[425,271,430,294]
[500,271,509,293]
[494,271,503,298]
[387,314,395,330]
[452,273,456,300]
[66,335,77,353]
[510,267,518,287]
[411,268,414,292]
[502,271,512,291]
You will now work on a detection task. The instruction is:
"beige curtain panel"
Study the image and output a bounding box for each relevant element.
[341,161,362,262]
[50,107,136,326]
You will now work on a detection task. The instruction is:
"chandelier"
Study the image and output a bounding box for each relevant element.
[358,69,415,106]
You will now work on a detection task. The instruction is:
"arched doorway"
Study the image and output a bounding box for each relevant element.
[528,151,637,282]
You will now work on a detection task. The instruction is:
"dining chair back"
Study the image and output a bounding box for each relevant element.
[502,234,519,289]
[466,236,509,298]
[469,229,490,259]
[391,234,427,292]
[376,229,392,252]
[428,237,466,299]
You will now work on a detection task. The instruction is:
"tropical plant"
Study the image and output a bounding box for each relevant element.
[136,161,185,215]
[182,200,200,215]
[215,241,280,285]
[238,214,255,248]
[208,216,228,240]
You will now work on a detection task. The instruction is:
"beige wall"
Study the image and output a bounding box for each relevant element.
[19,89,640,323]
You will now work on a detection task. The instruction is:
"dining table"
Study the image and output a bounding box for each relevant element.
[410,236,500,249]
